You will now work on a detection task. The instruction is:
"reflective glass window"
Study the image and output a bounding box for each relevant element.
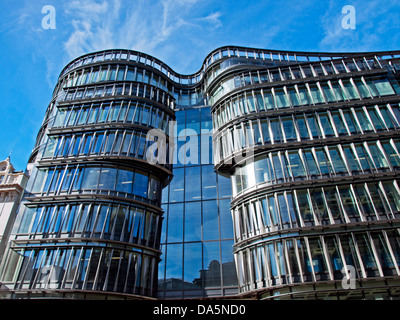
[368,109,385,130]
[331,112,347,135]
[319,113,335,137]
[315,148,333,175]
[306,116,322,139]
[373,77,395,96]
[217,173,232,199]
[116,169,133,193]
[385,230,400,266]
[368,143,389,169]
[133,170,149,198]
[184,202,201,241]
[169,168,184,202]
[287,151,306,177]
[221,240,237,286]
[274,89,290,108]
[329,147,347,174]
[354,144,373,172]
[81,167,100,190]
[263,90,275,110]
[288,88,301,106]
[272,154,284,181]
[331,83,346,101]
[310,190,330,225]
[203,241,221,287]
[309,84,324,104]
[324,236,344,277]
[185,166,201,201]
[371,232,396,275]
[321,84,336,102]
[219,199,233,239]
[355,109,374,132]
[203,200,219,240]
[342,146,362,173]
[270,120,283,143]
[355,234,378,276]
[304,151,320,176]
[382,141,400,167]
[201,165,217,200]
[260,120,271,143]
[282,117,297,141]
[252,120,262,144]
[165,244,183,285]
[308,238,329,279]
[324,188,345,223]
[342,110,361,133]
[254,155,273,184]
[354,80,371,98]
[338,187,361,222]
[353,185,375,219]
[184,243,202,287]
[382,181,400,213]
[167,204,183,243]
[297,86,311,105]
[342,80,360,100]
[296,116,310,140]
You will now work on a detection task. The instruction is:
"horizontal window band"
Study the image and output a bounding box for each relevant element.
[214,132,400,171]
[8,238,162,256]
[24,192,163,212]
[213,96,400,134]
[232,220,400,252]
[230,172,400,207]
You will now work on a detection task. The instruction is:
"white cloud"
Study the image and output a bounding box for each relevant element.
[62,0,223,64]
[319,0,400,52]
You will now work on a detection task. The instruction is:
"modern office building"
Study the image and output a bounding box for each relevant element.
[1,46,400,300]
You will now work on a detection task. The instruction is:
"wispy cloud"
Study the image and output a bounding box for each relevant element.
[62,0,223,65]
[319,0,400,52]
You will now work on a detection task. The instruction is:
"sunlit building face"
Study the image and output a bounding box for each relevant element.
[1,47,400,300]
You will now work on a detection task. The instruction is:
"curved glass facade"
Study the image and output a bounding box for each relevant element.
[1,46,400,300]
[210,47,400,299]
[0,50,175,299]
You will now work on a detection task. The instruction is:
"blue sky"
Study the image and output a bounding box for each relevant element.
[0,0,399,170]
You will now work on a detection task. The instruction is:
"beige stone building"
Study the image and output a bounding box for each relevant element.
[0,157,28,264]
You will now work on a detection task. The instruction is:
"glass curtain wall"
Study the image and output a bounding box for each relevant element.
[158,106,238,299]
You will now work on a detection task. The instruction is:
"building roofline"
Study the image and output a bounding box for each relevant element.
[58,45,400,83]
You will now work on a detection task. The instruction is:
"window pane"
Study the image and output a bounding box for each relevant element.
[287,152,306,177]
[329,147,347,174]
[116,169,133,193]
[184,243,202,287]
[81,167,100,190]
[331,112,347,135]
[308,238,329,280]
[203,200,219,240]
[133,170,148,198]
[184,202,201,241]
[282,117,297,141]
[165,244,183,285]
[202,165,217,200]
[374,78,395,96]
[185,166,201,201]
[169,168,184,203]
[167,204,183,243]
[203,241,221,287]
[319,113,335,137]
